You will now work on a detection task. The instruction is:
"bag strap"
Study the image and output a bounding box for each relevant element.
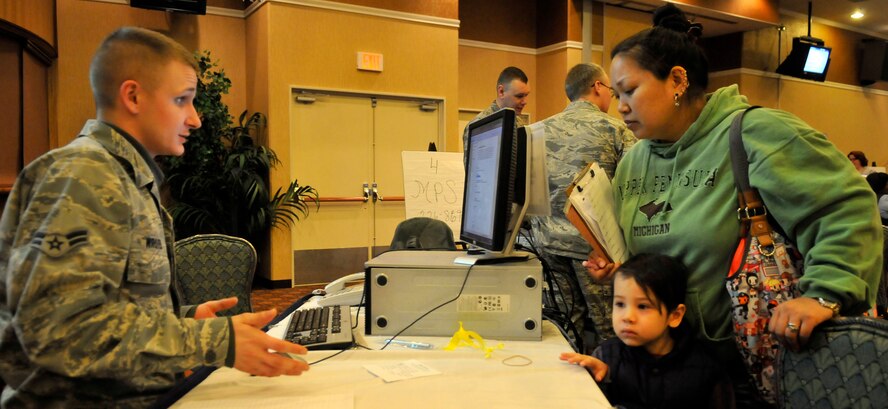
[728,106,775,250]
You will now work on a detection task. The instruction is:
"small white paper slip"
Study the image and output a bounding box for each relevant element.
[363,360,441,383]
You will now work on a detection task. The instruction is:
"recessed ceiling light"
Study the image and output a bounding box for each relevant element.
[851,10,864,19]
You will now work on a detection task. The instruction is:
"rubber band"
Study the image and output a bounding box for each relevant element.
[501,355,532,367]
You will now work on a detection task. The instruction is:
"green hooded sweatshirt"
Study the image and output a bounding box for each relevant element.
[612,85,881,349]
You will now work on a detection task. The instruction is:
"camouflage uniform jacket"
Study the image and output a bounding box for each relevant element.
[0,120,232,408]
[462,100,528,157]
[527,100,637,259]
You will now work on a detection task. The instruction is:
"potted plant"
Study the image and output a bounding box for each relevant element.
[158,50,317,256]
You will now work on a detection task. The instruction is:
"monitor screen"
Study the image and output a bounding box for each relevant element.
[803,46,831,75]
[776,37,831,82]
[458,108,529,264]
[461,123,502,243]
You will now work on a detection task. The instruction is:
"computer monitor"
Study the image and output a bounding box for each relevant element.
[777,36,831,82]
[803,45,831,76]
[457,108,530,265]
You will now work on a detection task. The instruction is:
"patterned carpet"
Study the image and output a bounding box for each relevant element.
[251,285,323,313]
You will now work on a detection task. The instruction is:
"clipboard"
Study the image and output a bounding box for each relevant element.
[564,162,627,264]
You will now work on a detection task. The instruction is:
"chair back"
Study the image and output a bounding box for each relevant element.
[389,217,456,250]
[174,234,257,316]
[778,316,888,408]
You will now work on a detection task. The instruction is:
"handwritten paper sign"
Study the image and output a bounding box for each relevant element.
[401,151,465,237]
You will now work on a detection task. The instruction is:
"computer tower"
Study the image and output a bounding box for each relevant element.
[364,250,542,340]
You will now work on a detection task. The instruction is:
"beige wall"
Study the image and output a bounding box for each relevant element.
[54,0,246,145]
[457,45,537,122]
[762,76,888,166]
[712,70,888,166]
[253,2,459,281]
[535,48,572,120]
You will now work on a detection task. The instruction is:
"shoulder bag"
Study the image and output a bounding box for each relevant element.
[726,106,803,404]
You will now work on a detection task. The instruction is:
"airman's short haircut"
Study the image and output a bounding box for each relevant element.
[496,66,528,88]
[89,27,198,110]
[565,63,606,101]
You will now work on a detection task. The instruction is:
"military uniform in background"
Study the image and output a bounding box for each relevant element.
[0,120,232,408]
[526,100,636,352]
[462,100,528,158]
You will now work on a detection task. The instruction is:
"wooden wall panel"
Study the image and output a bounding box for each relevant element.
[537,0,568,47]
[54,0,247,146]
[676,0,779,24]
[0,0,55,47]
[331,0,458,19]
[22,52,49,166]
[207,0,246,9]
[458,0,536,47]
[0,37,20,192]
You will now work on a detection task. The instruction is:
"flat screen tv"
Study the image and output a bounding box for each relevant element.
[777,36,831,82]
[130,0,207,15]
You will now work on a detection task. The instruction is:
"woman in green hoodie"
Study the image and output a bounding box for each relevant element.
[584,4,882,407]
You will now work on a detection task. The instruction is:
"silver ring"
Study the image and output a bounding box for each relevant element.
[786,322,799,333]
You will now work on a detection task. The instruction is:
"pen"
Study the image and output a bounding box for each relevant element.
[384,339,433,349]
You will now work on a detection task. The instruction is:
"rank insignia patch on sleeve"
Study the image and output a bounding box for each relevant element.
[30,230,89,258]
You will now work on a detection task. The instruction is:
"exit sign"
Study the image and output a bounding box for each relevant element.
[357,52,383,72]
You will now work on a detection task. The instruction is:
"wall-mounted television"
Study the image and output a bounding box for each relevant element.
[777,36,831,82]
[130,0,206,15]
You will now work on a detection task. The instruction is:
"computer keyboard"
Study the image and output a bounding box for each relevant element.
[284,305,355,350]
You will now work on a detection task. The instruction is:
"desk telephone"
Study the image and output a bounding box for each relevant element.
[316,272,365,307]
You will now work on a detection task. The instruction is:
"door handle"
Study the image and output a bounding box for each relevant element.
[372,183,384,202]
[362,183,370,202]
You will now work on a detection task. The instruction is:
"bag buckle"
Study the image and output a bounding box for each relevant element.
[737,205,767,221]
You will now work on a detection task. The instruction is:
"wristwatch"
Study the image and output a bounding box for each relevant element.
[816,297,841,317]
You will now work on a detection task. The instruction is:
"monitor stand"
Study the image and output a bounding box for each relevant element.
[453,250,530,265]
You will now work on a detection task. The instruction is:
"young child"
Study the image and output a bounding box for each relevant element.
[561,254,734,409]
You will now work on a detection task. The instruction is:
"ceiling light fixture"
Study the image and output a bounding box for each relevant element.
[851,10,864,19]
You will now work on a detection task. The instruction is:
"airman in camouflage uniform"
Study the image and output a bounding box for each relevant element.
[462,66,530,159]
[0,27,307,408]
[527,63,637,353]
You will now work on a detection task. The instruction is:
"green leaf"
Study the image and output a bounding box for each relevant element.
[156,50,318,246]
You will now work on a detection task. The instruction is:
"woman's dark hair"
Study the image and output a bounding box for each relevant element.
[866,172,888,197]
[849,150,869,167]
[610,3,708,99]
[615,253,688,313]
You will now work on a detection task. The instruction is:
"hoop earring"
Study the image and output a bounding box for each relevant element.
[674,93,680,107]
